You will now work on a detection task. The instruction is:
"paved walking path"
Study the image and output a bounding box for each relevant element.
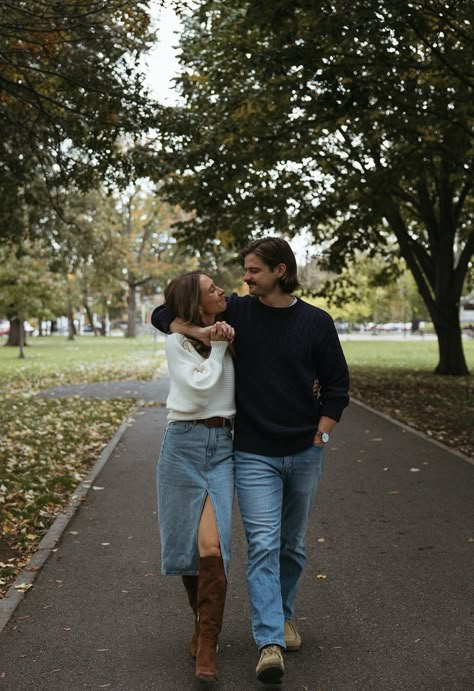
[0,376,472,690]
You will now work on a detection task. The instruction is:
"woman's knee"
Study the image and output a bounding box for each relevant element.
[198,497,221,557]
[199,542,221,558]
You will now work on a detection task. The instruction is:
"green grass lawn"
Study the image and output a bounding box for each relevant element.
[0,334,164,392]
[342,338,474,370]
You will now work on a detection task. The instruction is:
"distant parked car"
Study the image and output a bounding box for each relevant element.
[0,320,35,336]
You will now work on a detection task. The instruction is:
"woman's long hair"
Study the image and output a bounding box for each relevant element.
[164,271,205,326]
[164,271,229,358]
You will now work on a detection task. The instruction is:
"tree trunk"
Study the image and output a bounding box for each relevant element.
[5,318,27,347]
[18,317,25,359]
[126,275,136,338]
[432,310,469,376]
[385,196,470,378]
[84,302,97,336]
[67,301,75,341]
[100,315,107,336]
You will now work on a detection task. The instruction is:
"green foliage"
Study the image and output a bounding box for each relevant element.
[300,253,429,324]
[155,0,474,373]
[0,241,65,322]
[0,1,158,240]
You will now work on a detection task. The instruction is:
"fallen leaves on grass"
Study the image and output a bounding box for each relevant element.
[0,361,159,397]
[0,395,134,596]
[350,368,474,458]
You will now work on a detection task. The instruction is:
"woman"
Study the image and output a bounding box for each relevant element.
[157,271,235,684]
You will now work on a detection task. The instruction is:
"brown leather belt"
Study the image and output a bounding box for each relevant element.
[194,416,231,428]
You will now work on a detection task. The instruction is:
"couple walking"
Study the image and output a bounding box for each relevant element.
[152,237,350,685]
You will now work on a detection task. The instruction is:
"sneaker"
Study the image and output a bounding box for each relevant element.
[284,620,302,651]
[256,645,284,684]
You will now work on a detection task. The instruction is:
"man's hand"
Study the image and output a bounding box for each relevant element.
[211,322,235,343]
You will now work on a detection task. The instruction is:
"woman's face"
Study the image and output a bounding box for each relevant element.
[199,274,226,319]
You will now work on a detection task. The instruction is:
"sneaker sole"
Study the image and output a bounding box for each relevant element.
[257,665,284,684]
[284,641,301,652]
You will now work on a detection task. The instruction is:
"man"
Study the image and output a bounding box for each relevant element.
[152,237,349,684]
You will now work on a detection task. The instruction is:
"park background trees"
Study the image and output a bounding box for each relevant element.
[0,0,168,347]
[0,1,159,238]
[1,0,472,374]
[154,0,473,375]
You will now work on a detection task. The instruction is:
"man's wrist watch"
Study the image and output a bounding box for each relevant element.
[317,431,330,444]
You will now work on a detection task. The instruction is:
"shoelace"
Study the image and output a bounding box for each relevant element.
[261,645,280,658]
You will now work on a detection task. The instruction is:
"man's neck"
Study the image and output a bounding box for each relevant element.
[258,292,295,308]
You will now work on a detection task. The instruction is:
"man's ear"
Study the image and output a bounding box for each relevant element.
[276,262,287,278]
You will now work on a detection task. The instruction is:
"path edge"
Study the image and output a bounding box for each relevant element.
[0,408,137,634]
[352,397,473,466]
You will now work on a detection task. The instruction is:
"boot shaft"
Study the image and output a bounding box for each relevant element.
[197,556,227,639]
[194,555,228,682]
[181,575,198,615]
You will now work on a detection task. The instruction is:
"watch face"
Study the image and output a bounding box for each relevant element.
[321,432,329,443]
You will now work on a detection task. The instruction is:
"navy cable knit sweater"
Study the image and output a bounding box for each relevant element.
[152,294,349,456]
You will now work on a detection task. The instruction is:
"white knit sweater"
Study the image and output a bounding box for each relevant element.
[165,333,236,421]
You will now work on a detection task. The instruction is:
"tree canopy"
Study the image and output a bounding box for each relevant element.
[155,0,474,374]
[0,0,158,240]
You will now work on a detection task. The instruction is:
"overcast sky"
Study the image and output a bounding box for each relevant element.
[144,3,182,104]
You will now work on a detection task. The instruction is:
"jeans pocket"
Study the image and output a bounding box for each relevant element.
[168,422,193,435]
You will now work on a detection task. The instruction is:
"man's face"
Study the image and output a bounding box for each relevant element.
[243,253,285,297]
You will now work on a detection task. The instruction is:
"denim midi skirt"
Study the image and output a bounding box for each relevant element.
[157,421,234,578]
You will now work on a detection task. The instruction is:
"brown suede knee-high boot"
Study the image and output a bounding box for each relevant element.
[181,575,199,657]
[195,556,227,682]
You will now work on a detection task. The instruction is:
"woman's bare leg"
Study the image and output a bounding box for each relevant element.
[198,495,221,557]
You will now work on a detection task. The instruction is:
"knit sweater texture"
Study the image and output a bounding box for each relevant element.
[152,294,349,456]
[165,334,236,421]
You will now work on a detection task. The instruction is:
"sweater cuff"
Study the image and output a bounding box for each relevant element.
[209,341,228,358]
[320,399,349,422]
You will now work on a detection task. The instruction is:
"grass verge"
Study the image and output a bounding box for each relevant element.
[0,335,164,596]
[343,339,474,458]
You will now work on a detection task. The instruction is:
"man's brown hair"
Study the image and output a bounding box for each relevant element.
[240,237,300,293]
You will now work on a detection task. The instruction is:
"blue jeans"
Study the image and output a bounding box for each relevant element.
[235,445,324,649]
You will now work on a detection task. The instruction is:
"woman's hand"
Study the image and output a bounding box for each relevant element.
[210,321,235,343]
